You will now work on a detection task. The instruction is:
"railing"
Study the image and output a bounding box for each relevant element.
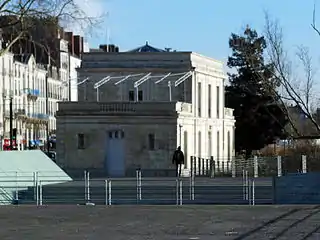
[24,88,40,96]
[58,101,195,116]
[26,113,49,119]
[193,155,309,178]
[59,101,178,114]
[36,113,49,119]
[0,170,266,206]
[15,109,26,115]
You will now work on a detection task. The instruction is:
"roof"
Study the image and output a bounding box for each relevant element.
[127,41,166,53]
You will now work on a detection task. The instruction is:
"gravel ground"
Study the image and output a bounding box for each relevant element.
[0,205,319,239]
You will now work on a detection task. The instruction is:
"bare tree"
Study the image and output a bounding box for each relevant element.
[0,0,102,57]
[257,13,320,137]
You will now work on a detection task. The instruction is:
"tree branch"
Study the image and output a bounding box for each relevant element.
[0,0,103,58]
[263,12,320,136]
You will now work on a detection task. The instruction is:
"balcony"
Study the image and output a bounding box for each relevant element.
[25,88,40,101]
[37,113,49,121]
[15,109,27,120]
[224,107,235,120]
[26,113,49,124]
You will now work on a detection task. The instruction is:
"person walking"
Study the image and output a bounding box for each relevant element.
[172,146,184,177]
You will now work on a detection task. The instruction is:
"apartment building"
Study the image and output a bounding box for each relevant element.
[0,48,66,150]
[56,43,236,177]
[0,17,85,103]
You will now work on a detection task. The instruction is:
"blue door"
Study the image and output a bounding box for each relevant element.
[106,130,125,177]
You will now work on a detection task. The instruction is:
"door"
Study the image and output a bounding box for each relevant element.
[105,130,125,177]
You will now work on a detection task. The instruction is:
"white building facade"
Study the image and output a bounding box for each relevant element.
[56,43,235,177]
[0,50,68,150]
[69,56,81,101]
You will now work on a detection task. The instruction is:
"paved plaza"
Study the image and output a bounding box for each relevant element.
[0,205,319,239]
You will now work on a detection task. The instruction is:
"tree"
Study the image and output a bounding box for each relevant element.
[0,0,102,58]
[226,26,288,157]
[258,12,320,138]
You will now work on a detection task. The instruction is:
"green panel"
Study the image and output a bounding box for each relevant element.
[0,150,72,204]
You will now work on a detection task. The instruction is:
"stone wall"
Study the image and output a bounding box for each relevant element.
[56,107,178,176]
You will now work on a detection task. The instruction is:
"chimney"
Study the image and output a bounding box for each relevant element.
[80,36,84,55]
[65,32,74,55]
[74,35,80,57]
[99,44,119,52]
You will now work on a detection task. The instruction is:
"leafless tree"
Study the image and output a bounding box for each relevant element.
[258,12,320,137]
[0,0,103,57]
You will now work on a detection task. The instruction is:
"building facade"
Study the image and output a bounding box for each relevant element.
[0,49,67,149]
[56,43,235,177]
[69,56,81,101]
[0,23,87,150]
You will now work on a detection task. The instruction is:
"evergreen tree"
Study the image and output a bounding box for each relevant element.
[226,26,288,157]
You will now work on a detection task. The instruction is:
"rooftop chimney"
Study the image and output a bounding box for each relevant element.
[99,44,119,52]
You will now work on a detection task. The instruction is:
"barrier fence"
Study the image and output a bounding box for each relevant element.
[0,170,265,206]
[190,155,309,178]
[0,154,313,206]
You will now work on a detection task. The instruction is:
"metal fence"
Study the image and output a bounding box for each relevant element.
[0,170,273,206]
[190,155,309,178]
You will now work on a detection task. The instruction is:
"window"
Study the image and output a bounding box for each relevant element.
[129,90,143,101]
[216,86,220,118]
[198,82,201,117]
[148,133,155,150]
[208,84,211,118]
[217,131,220,160]
[138,90,143,101]
[128,90,134,101]
[227,131,231,160]
[198,131,201,157]
[77,133,85,149]
[208,131,212,157]
[183,131,188,168]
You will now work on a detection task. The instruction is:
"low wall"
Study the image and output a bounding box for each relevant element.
[274,172,320,204]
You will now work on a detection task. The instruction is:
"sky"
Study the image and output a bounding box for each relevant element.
[77,0,320,67]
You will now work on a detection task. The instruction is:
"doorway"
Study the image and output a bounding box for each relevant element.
[105,130,125,177]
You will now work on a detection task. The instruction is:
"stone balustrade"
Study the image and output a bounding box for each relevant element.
[57,101,193,116]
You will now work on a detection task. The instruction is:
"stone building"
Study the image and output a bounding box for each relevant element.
[56,43,235,177]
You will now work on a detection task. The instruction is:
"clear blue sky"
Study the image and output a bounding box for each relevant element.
[85,0,320,65]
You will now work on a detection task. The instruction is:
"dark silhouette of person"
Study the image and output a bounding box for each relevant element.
[172,146,184,177]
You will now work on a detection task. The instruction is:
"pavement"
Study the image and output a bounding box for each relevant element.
[0,205,319,239]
